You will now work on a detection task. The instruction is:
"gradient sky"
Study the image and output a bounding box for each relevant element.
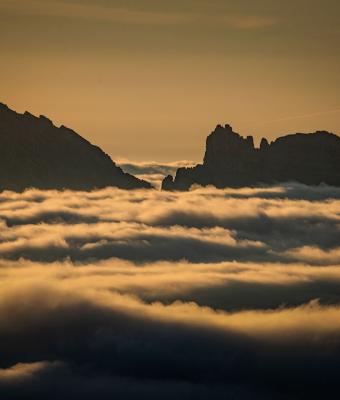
[1,0,340,161]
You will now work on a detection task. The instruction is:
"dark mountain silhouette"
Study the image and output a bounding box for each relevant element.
[0,103,151,191]
[162,124,340,190]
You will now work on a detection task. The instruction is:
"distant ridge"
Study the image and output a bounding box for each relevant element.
[0,103,152,191]
[162,124,340,190]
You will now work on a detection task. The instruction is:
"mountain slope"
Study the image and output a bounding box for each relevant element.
[0,103,151,191]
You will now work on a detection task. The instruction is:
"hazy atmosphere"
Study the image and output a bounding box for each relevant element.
[1,1,340,398]
[1,0,340,160]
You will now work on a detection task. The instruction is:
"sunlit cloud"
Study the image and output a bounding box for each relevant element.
[0,362,60,382]
[0,184,339,398]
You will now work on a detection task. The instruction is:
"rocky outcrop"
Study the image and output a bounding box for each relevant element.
[162,124,340,190]
[0,103,151,191]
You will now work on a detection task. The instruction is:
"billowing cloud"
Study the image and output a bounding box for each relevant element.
[0,184,339,263]
[0,184,340,398]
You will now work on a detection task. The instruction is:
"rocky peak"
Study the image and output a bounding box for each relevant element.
[162,124,340,191]
[39,115,54,127]
[204,124,255,166]
[260,137,269,150]
[161,175,174,191]
[246,135,254,148]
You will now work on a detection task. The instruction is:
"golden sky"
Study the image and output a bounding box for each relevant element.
[1,0,340,161]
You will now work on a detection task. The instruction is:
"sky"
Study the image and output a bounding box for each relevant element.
[1,0,340,161]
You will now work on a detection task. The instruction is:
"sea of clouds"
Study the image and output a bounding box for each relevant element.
[1,179,340,399]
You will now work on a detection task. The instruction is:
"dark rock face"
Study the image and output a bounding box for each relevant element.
[162,124,340,190]
[162,174,175,191]
[0,103,152,191]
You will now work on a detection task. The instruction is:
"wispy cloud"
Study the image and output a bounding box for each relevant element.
[0,0,190,25]
[1,0,279,30]
[265,107,340,124]
[0,362,60,382]
[223,14,278,30]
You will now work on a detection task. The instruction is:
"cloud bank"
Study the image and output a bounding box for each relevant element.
[0,183,340,398]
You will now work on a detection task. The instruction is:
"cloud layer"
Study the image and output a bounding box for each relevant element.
[0,183,340,398]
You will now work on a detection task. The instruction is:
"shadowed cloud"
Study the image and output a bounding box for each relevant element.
[0,184,340,398]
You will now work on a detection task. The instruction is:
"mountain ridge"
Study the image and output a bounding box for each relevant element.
[0,103,152,191]
[162,124,340,190]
